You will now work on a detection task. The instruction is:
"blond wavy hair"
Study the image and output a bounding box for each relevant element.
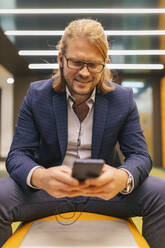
[53,19,113,93]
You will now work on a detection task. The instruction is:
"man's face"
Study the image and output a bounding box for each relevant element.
[58,38,105,101]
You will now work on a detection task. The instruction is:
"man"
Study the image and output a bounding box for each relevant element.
[0,19,165,247]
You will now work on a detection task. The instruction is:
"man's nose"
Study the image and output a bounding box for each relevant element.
[79,64,90,77]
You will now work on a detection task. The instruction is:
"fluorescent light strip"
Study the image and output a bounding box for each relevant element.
[107,64,164,69]
[122,81,144,88]
[106,30,165,36]
[109,50,165,55]
[29,64,59,69]
[5,30,64,36]
[19,50,165,56]
[1,8,165,14]
[19,50,59,55]
[6,30,165,36]
[28,63,164,70]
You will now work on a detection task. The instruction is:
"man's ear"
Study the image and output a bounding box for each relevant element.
[58,52,63,68]
[106,56,111,64]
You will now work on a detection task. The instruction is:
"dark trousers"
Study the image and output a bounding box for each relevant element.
[0,176,165,248]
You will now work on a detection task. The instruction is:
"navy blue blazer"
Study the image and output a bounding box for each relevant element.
[6,78,152,191]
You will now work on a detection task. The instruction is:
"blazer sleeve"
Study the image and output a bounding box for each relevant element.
[117,88,152,189]
[6,83,41,190]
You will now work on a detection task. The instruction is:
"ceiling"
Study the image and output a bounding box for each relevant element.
[0,0,165,77]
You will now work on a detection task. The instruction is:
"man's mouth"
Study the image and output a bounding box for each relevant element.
[75,79,90,84]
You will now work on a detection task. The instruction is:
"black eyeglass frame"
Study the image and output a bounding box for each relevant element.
[63,54,105,73]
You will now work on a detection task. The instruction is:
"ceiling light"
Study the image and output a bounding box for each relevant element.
[5,30,165,36]
[28,64,59,69]
[19,50,59,56]
[0,8,165,14]
[105,31,165,36]
[122,81,144,88]
[28,63,164,70]
[106,64,164,70]
[5,31,64,36]
[109,50,165,55]
[19,50,165,56]
[7,77,14,84]
[132,88,139,94]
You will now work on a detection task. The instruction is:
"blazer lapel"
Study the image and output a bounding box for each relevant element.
[91,94,108,158]
[52,92,68,160]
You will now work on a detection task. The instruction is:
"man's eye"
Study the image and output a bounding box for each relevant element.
[88,63,97,68]
[71,61,82,66]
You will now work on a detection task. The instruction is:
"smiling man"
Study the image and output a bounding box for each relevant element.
[59,38,104,100]
[0,19,165,248]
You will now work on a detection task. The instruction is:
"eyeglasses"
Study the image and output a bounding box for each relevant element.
[63,54,105,73]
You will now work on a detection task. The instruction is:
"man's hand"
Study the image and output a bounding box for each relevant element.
[31,164,128,200]
[31,165,85,198]
[77,164,129,200]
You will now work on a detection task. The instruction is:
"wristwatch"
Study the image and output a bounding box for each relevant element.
[120,169,134,194]
[124,174,133,193]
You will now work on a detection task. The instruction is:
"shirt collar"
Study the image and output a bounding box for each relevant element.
[66,86,96,104]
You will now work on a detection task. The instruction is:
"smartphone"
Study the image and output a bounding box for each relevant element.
[72,159,104,182]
